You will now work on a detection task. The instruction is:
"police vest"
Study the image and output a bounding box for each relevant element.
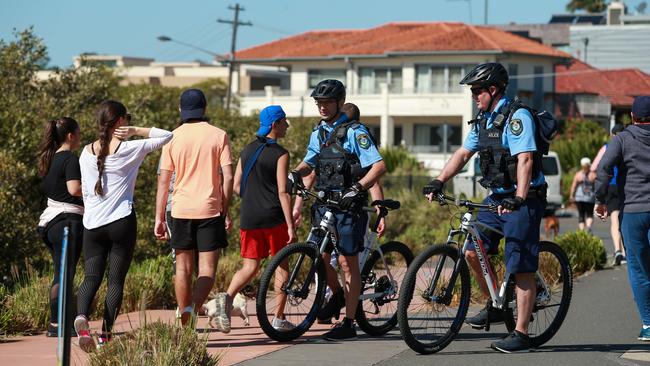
[476,106,542,190]
[314,121,371,192]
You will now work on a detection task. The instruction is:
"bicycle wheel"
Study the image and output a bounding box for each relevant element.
[356,241,414,336]
[257,242,327,342]
[397,244,471,354]
[503,241,573,347]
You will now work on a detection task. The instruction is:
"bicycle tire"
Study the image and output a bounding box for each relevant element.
[356,241,414,336]
[397,244,471,354]
[503,241,573,347]
[257,242,327,342]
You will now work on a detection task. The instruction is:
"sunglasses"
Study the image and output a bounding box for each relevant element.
[470,87,486,96]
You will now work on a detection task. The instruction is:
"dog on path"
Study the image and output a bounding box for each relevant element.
[544,215,560,239]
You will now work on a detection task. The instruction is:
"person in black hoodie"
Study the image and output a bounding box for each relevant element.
[595,96,650,342]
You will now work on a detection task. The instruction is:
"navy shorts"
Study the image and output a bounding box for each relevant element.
[312,205,368,257]
[469,194,546,274]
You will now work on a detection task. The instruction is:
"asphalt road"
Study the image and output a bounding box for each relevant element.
[239,215,650,366]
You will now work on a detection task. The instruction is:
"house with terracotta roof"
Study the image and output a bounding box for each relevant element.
[233,22,570,171]
[555,58,650,127]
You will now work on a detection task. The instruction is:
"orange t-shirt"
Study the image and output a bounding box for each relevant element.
[160,122,232,219]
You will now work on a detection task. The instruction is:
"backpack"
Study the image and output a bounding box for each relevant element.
[501,97,558,155]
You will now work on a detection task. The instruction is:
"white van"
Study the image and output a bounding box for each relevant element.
[453,151,563,214]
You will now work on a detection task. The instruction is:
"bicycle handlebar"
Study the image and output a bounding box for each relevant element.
[295,187,399,218]
[435,192,498,212]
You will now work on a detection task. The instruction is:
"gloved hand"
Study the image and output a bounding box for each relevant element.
[340,183,364,210]
[501,196,524,211]
[287,170,303,195]
[422,179,444,195]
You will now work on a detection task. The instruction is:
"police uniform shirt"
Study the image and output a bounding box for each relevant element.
[462,96,546,193]
[303,119,383,169]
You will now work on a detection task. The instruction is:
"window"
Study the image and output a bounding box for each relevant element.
[412,123,462,152]
[365,126,403,147]
[394,126,403,146]
[415,65,471,93]
[507,64,518,99]
[308,69,346,88]
[533,66,544,109]
[358,67,402,94]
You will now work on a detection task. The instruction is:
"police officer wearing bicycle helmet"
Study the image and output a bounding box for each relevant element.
[290,79,387,340]
[424,63,546,353]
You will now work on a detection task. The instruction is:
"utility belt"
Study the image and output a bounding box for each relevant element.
[491,183,548,201]
[319,190,368,206]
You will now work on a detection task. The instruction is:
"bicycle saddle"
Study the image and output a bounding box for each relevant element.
[371,199,401,210]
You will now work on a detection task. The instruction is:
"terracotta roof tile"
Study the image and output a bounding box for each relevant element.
[235,22,570,60]
[556,58,650,107]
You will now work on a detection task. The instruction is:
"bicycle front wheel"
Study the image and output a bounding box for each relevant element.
[397,244,470,354]
[356,241,414,336]
[503,241,573,347]
[257,242,326,342]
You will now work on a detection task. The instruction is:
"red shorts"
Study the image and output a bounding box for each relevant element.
[240,223,289,259]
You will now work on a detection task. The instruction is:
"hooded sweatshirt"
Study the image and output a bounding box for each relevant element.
[595,124,650,213]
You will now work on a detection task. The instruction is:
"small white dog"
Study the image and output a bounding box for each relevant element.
[203,291,253,328]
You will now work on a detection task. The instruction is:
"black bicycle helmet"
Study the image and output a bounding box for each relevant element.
[311,79,346,101]
[459,63,509,89]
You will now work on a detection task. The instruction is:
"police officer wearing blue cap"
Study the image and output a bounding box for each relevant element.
[423,63,547,353]
[290,79,387,340]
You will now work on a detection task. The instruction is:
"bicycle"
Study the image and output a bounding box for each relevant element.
[397,192,572,354]
[256,187,414,342]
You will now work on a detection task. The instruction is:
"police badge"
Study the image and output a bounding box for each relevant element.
[509,119,523,136]
[356,133,370,149]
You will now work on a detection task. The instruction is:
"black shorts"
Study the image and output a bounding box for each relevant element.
[606,188,621,214]
[170,215,228,252]
[575,202,595,223]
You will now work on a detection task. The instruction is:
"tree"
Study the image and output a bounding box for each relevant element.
[566,0,608,13]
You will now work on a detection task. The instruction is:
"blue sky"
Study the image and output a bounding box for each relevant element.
[1,0,644,68]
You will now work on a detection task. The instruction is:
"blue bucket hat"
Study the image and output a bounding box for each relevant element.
[632,96,650,119]
[180,88,207,121]
[258,105,286,136]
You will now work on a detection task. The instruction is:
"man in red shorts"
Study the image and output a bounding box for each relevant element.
[215,105,297,332]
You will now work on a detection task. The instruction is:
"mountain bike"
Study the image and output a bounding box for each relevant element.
[257,187,413,342]
[397,192,572,354]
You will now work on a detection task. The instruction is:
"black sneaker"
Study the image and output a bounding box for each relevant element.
[465,307,505,329]
[491,330,531,353]
[46,323,78,337]
[614,251,624,266]
[317,290,345,323]
[323,321,357,341]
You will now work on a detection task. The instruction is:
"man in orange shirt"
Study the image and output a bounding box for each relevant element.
[154,88,233,325]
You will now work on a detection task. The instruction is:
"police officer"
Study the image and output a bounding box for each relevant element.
[424,63,546,353]
[291,79,387,340]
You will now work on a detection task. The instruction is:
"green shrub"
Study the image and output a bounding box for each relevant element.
[551,119,608,175]
[556,230,607,274]
[379,146,423,174]
[0,265,52,335]
[89,320,221,366]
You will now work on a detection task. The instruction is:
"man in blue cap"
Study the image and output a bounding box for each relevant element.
[596,95,650,342]
[215,105,297,333]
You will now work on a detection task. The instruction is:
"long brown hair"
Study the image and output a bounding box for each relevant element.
[37,117,80,177]
[94,100,127,196]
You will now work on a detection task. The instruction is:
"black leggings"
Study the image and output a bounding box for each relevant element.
[40,214,83,324]
[77,211,136,333]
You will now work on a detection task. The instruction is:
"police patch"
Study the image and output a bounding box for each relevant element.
[509,119,523,136]
[357,133,371,149]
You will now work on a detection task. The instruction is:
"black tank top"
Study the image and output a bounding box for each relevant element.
[239,138,289,230]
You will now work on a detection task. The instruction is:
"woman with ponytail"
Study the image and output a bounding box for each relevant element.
[37,117,84,338]
[74,100,172,352]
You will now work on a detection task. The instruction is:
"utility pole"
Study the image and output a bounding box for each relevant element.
[218,4,252,111]
[484,0,488,24]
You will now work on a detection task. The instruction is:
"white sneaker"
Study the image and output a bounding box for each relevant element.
[74,315,95,353]
[272,317,296,331]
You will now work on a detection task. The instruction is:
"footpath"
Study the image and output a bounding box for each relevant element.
[2,216,649,366]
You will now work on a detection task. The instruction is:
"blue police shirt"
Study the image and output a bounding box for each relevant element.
[303,119,383,169]
[462,97,546,194]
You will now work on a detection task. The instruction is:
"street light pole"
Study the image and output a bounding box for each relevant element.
[218,4,252,111]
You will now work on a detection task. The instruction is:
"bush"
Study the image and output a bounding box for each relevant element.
[89,320,221,366]
[551,119,608,175]
[555,230,607,274]
[0,265,51,335]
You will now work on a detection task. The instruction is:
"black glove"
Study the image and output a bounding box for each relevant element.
[501,196,524,211]
[287,170,303,195]
[422,179,444,195]
[340,183,364,210]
